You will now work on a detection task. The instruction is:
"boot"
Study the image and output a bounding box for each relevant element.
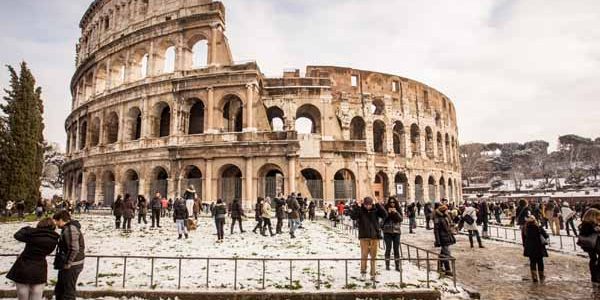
[178,234,182,239]
[468,233,474,248]
[531,269,538,283]
[395,262,400,272]
[538,271,545,283]
[185,233,189,239]
[385,259,390,271]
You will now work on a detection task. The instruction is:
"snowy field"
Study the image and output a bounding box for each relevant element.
[0,215,469,298]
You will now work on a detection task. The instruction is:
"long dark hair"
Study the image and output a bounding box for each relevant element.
[385,197,401,222]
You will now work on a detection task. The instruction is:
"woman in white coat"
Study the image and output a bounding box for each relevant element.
[462,202,484,248]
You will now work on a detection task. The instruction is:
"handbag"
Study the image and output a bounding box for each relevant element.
[53,247,68,270]
[540,234,549,246]
[463,214,475,225]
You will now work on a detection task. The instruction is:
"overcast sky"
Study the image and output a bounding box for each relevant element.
[1,0,599,151]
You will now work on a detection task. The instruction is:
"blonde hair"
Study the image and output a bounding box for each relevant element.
[583,208,600,225]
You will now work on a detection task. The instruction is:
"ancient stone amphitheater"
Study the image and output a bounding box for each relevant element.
[63,0,462,208]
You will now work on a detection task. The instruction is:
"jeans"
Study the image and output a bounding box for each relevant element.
[565,218,578,236]
[468,230,483,247]
[440,245,452,272]
[16,283,44,300]
[231,217,244,233]
[262,217,274,235]
[138,212,147,224]
[529,256,544,272]
[253,218,263,233]
[123,217,132,230]
[175,219,188,235]
[289,218,300,235]
[151,209,161,227]
[276,217,283,233]
[215,218,225,240]
[589,251,600,283]
[383,233,400,268]
[55,264,83,300]
[359,239,379,276]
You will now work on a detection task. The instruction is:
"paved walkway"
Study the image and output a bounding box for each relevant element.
[403,225,596,300]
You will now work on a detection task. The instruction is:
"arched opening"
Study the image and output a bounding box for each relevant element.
[371,98,385,115]
[394,173,408,203]
[78,121,87,150]
[152,102,171,138]
[266,106,285,132]
[109,57,126,88]
[95,64,107,94]
[91,117,100,146]
[428,176,436,202]
[452,137,457,164]
[140,54,149,78]
[296,104,321,134]
[163,46,176,73]
[219,165,242,202]
[192,40,208,68]
[393,121,406,156]
[334,169,356,201]
[425,127,434,159]
[435,112,442,127]
[86,173,96,204]
[76,173,83,201]
[258,165,285,199]
[372,171,389,202]
[373,120,386,153]
[439,177,447,200]
[105,112,119,144]
[445,133,451,164]
[181,166,202,198]
[414,176,424,204]
[188,100,205,134]
[410,124,421,157]
[126,107,142,141]
[222,95,243,132]
[123,169,140,200]
[102,171,116,207]
[437,132,443,161]
[448,178,454,202]
[151,167,169,198]
[349,116,366,140]
[301,168,323,200]
[84,72,94,101]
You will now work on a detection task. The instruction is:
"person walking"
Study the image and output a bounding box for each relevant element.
[407,203,417,234]
[161,197,168,217]
[261,197,276,236]
[137,195,148,225]
[167,198,173,217]
[172,197,189,239]
[382,197,403,272]
[523,215,549,283]
[213,199,227,242]
[52,210,85,300]
[479,201,490,238]
[308,200,316,221]
[112,195,123,229]
[274,196,286,234]
[561,201,578,236]
[35,200,44,220]
[545,200,560,235]
[287,195,301,238]
[252,198,264,234]
[424,202,433,230]
[462,202,484,248]
[230,199,246,234]
[350,197,387,281]
[193,198,201,220]
[150,192,162,228]
[433,204,456,276]
[577,208,600,284]
[6,218,59,300]
[183,185,196,218]
[122,194,135,232]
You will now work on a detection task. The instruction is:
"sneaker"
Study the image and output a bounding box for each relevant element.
[370,275,377,282]
[185,233,189,239]
[360,273,367,281]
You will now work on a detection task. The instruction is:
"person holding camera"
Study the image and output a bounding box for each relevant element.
[350,196,387,281]
[433,204,456,276]
[382,197,403,271]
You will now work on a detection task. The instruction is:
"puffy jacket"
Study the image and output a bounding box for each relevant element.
[173,199,188,220]
[7,227,59,284]
[462,206,479,231]
[275,198,286,218]
[123,199,136,218]
[578,221,600,253]
[137,198,148,214]
[523,221,549,258]
[287,197,300,220]
[254,202,263,220]
[230,200,245,218]
[350,203,388,239]
[183,189,196,200]
[561,206,575,220]
[151,197,162,210]
[56,220,85,269]
[382,209,403,235]
[262,201,273,218]
[112,198,123,217]
[433,209,456,247]
[213,203,227,219]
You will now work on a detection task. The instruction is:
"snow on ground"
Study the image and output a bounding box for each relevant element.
[0,215,469,299]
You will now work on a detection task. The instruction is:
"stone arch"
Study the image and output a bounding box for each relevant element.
[109,54,126,88]
[83,71,94,101]
[191,39,208,68]
[130,47,150,80]
[152,101,171,137]
[428,175,436,202]
[95,62,108,94]
[78,121,87,150]
[445,133,451,164]
[86,173,97,204]
[373,120,386,153]
[451,136,457,164]
[436,132,443,161]
[181,165,203,198]
[219,164,243,202]
[414,175,424,204]
[435,112,442,127]
[301,168,323,200]
[258,163,285,199]
[371,98,385,115]
[333,169,356,201]
[163,46,176,74]
[448,178,454,202]
[266,106,285,131]
[125,107,142,141]
[105,111,119,144]
[90,117,100,146]
[151,166,169,198]
[221,94,244,132]
[373,171,389,201]
[188,98,205,134]
[393,121,406,156]
[123,169,140,200]
[185,32,209,69]
[295,104,321,134]
[439,177,447,200]
[410,124,421,157]
[394,172,408,203]
[425,126,434,159]
[349,116,366,140]
[102,170,116,207]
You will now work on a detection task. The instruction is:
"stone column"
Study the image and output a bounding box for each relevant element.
[288,156,297,194]
[118,105,125,143]
[141,97,151,139]
[206,87,216,133]
[96,176,104,205]
[148,40,156,76]
[244,83,256,132]
[176,33,185,72]
[205,159,213,202]
[210,24,218,66]
[81,171,88,202]
[245,157,253,206]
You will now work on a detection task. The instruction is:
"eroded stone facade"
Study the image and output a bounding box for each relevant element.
[63,0,462,208]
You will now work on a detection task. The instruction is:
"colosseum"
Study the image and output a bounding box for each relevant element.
[63,0,462,209]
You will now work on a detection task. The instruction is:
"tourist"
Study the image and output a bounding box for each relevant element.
[16,200,25,219]
[193,198,201,220]
[350,196,387,281]
[561,201,578,236]
[297,194,306,228]
[523,215,549,283]
[287,195,301,238]
[329,204,339,227]
[478,200,490,238]
[433,203,456,276]
[337,201,346,224]
[167,198,173,217]
[516,199,531,245]
[308,200,316,221]
[150,192,162,228]
[161,196,168,217]
[112,195,123,229]
[137,195,148,225]
[424,202,433,230]
[577,208,600,284]
[6,217,59,300]
[493,203,503,225]
[213,198,227,242]
[416,202,422,216]
[407,203,417,234]
[274,196,286,234]
[462,202,484,248]
[122,194,135,232]
[183,185,196,217]
[252,197,264,234]
[383,197,403,271]
[5,200,14,217]
[545,200,560,235]
[172,197,189,239]
[230,198,246,234]
[261,197,276,236]
[35,200,44,219]
[52,210,85,300]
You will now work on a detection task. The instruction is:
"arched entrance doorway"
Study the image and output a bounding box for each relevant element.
[258,165,285,199]
[102,171,116,207]
[414,176,424,204]
[394,173,408,203]
[334,169,356,202]
[301,168,323,201]
[372,171,389,202]
[123,169,140,200]
[151,167,169,198]
[219,165,242,202]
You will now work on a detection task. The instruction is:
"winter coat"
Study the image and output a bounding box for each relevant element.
[561,206,576,220]
[193,199,200,214]
[161,198,168,208]
[274,198,286,218]
[113,198,123,217]
[213,203,227,219]
[433,209,456,247]
[287,197,301,220]
[406,205,416,219]
[382,208,403,235]
[137,198,148,215]
[523,221,549,258]
[173,199,188,220]
[151,197,162,210]
[230,201,245,219]
[478,202,489,222]
[577,221,600,254]
[254,202,263,220]
[462,206,479,231]
[516,206,531,226]
[123,199,136,219]
[55,220,85,270]
[6,227,59,284]
[183,189,196,200]
[350,203,388,239]
[262,201,273,218]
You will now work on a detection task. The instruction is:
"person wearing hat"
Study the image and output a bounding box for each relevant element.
[433,204,456,276]
[350,196,387,281]
[561,201,577,236]
[523,215,549,283]
[183,185,196,218]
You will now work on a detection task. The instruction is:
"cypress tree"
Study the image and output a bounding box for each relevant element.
[0,62,45,209]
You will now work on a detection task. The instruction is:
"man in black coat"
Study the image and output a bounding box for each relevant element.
[150,192,162,228]
[274,196,286,234]
[349,197,387,281]
[433,204,455,276]
[53,210,85,300]
[252,198,264,234]
[230,199,246,234]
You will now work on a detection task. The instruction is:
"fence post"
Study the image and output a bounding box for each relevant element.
[234,257,238,290]
[452,259,456,288]
[426,252,430,288]
[150,257,154,287]
[206,258,210,289]
[317,259,321,290]
[262,259,266,290]
[95,256,100,287]
[122,257,127,288]
[345,259,348,287]
[289,260,293,287]
[178,258,182,290]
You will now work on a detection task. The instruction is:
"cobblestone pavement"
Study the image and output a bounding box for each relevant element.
[404,226,597,300]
